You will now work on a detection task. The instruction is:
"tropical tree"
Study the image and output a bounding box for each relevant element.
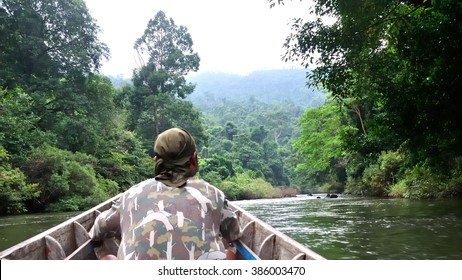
[0,146,39,214]
[269,0,462,197]
[0,0,109,88]
[50,74,118,154]
[0,88,55,163]
[292,99,348,192]
[281,0,462,169]
[22,144,119,212]
[129,10,201,145]
[0,0,112,154]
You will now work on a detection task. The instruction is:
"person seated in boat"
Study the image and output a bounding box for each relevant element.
[89,127,241,260]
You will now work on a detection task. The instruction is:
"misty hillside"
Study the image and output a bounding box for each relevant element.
[186,69,326,110]
[107,69,327,111]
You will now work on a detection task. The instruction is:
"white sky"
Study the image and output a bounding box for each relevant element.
[83,0,315,78]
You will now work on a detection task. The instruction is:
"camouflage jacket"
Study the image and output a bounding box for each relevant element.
[89,178,241,260]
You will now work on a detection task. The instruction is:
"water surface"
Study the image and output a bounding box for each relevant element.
[233,195,462,260]
[1,195,462,260]
[0,211,80,251]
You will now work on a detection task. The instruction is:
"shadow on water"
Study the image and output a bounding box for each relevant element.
[234,195,462,260]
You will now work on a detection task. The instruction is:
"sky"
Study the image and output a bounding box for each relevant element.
[83,0,315,78]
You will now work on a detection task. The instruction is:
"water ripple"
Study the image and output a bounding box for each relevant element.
[233,196,462,260]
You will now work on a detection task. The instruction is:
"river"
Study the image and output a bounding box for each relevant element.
[1,195,462,259]
[233,195,462,260]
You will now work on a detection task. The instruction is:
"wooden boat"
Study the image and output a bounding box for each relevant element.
[0,194,325,260]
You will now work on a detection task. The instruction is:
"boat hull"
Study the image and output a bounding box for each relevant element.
[0,194,325,260]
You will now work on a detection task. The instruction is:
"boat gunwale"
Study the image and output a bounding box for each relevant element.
[0,194,122,259]
[1,194,326,260]
[229,202,325,260]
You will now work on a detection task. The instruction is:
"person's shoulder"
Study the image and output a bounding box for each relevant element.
[132,178,157,188]
[188,178,218,188]
[124,178,158,195]
[187,178,225,197]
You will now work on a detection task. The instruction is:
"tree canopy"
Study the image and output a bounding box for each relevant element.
[0,0,151,214]
[283,0,462,165]
[130,11,201,142]
[0,0,109,87]
[278,0,462,197]
[1,0,461,215]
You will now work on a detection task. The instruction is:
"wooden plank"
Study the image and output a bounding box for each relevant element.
[0,238,46,260]
[1,195,326,260]
[240,221,256,252]
[65,239,95,260]
[258,234,275,260]
[292,253,306,260]
[228,202,326,260]
[73,221,90,247]
[0,194,122,260]
[45,236,66,260]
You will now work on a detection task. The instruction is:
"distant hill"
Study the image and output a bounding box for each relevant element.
[106,69,327,110]
[187,69,326,109]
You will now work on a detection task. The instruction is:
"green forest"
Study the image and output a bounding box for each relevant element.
[1,0,461,215]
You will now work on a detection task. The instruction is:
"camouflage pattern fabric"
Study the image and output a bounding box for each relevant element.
[89,178,241,260]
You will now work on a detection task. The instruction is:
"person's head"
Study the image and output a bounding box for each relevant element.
[153,128,198,187]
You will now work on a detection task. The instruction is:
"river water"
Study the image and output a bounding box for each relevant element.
[1,195,462,259]
[0,211,81,252]
[233,195,462,260]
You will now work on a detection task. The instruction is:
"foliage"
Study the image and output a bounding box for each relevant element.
[0,146,39,214]
[22,145,119,212]
[397,163,447,199]
[201,118,293,187]
[284,0,462,163]
[390,159,462,199]
[279,0,462,197]
[50,74,119,154]
[190,74,322,189]
[198,154,236,185]
[96,130,153,190]
[0,0,109,88]
[217,171,282,201]
[129,10,201,141]
[345,150,403,196]
[0,88,55,162]
[3,0,462,217]
[294,100,344,171]
[291,99,349,193]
